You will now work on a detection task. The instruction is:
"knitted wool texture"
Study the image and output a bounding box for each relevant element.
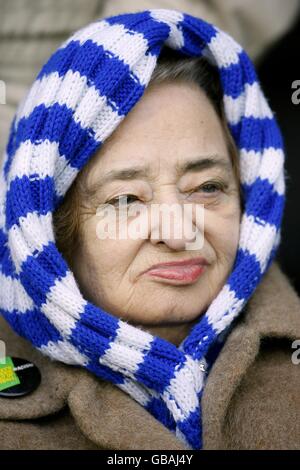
[0,9,285,449]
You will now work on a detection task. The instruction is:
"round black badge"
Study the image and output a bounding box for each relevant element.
[0,357,41,398]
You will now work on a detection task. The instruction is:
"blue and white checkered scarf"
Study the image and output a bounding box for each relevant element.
[0,9,285,449]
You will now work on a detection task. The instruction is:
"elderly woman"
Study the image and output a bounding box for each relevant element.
[0,9,299,450]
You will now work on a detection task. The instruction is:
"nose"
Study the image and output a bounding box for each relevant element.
[149,194,204,251]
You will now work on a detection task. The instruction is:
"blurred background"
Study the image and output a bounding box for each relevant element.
[258,15,300,294]
[1,0,299,293]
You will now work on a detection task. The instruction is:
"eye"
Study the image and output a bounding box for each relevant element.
[106,194,140,206]
[194,182,224,194]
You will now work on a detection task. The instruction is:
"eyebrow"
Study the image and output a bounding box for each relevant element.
[86,155,232,196]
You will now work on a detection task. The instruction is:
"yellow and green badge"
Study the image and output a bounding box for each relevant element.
[0,357,20,392]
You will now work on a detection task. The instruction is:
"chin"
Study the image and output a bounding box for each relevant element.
[130,311,202,326]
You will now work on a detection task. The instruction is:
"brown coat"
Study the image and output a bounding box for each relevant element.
[0,261,300,450]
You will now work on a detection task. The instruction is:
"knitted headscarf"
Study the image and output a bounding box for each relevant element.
[0,9,285,449]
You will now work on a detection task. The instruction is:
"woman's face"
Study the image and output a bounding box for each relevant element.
[71,81,241,332]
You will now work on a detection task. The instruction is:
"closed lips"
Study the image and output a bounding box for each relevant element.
[142,257,209,274]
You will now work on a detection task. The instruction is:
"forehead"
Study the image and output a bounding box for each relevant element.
[86,80,230,178]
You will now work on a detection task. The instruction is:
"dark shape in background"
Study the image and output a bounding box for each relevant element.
[258,17,300,295]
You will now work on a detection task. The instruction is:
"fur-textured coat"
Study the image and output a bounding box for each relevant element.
[0,261,300,450]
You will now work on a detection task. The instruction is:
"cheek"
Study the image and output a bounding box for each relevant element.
[205,203,241,261]
[81,217,140,279]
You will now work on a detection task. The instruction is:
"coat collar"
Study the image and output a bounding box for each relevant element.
[0,261,299,449]
[202,261,300,448]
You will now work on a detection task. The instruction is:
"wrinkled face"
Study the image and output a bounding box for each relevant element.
[71,81,241,328]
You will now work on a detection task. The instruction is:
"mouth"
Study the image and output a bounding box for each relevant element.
[140,257,208,285]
